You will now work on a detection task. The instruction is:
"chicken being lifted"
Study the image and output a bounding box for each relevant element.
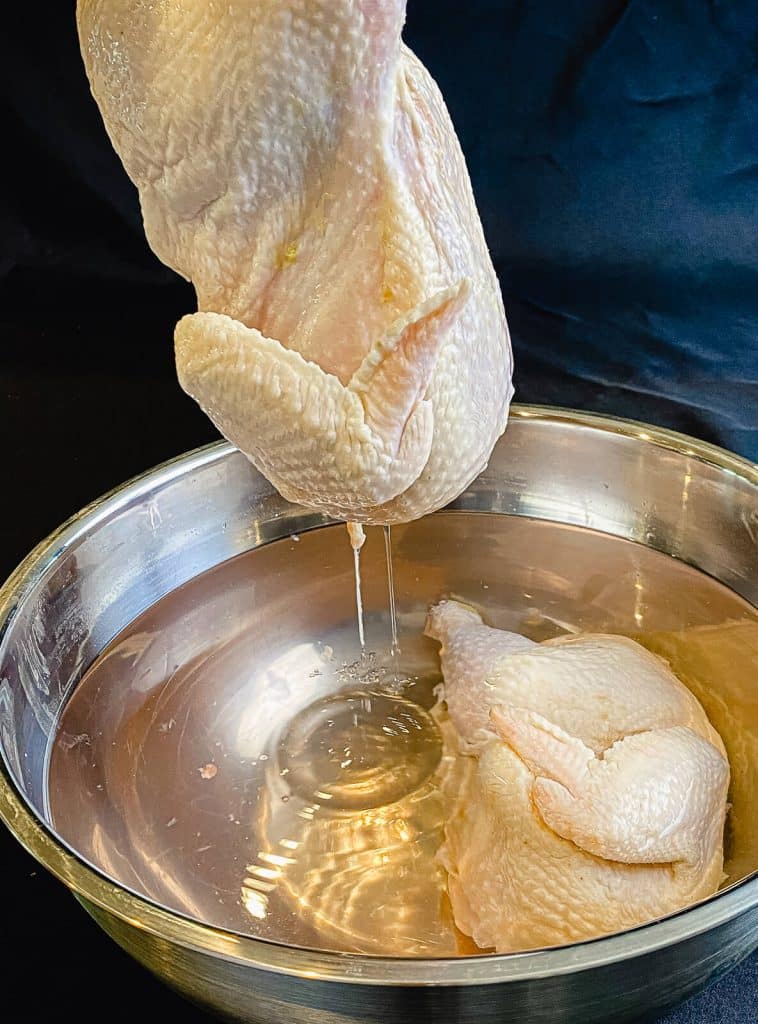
[76,1,512,524]
[425,600,730,952]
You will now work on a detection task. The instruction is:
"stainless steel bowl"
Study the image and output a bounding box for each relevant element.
[1,406,756,1023]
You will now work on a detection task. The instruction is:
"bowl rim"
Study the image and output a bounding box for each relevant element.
[1,404,756,987]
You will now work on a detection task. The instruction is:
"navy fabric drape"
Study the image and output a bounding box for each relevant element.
[405,1,758,458]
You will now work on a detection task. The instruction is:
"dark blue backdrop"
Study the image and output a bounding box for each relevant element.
[405,1,758,457]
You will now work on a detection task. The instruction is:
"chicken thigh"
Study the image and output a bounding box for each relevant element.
[426,600,729,952]
[76,1,512,523]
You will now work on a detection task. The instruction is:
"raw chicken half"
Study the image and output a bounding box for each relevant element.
[77,1,512,523]
[426,600,730,952]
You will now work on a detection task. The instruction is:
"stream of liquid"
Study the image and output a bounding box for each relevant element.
[352,547,365,649]
[384,525,400,656]
[348,523,400,662]
[346,523,367,650]
[46,515,758,956]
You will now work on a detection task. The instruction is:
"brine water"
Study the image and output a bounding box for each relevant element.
[46,515,758,955]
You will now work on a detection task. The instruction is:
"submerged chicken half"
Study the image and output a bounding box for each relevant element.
[77,1,512,523]
[426,600,730,952]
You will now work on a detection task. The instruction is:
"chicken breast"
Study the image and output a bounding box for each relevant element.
[426,600,730,952]
[76,1,512,523]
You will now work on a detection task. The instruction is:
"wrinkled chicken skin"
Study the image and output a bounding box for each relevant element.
[77,1,512,523]
[426,600,729,952]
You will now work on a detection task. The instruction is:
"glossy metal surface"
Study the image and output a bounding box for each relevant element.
[0,406,756,1022]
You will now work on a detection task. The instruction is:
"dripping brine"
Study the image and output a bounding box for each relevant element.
[46,517,758,956]
[384,525,400,655]
[347,523,366,649]
[347,523,400,659]
[352,548,365,648]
